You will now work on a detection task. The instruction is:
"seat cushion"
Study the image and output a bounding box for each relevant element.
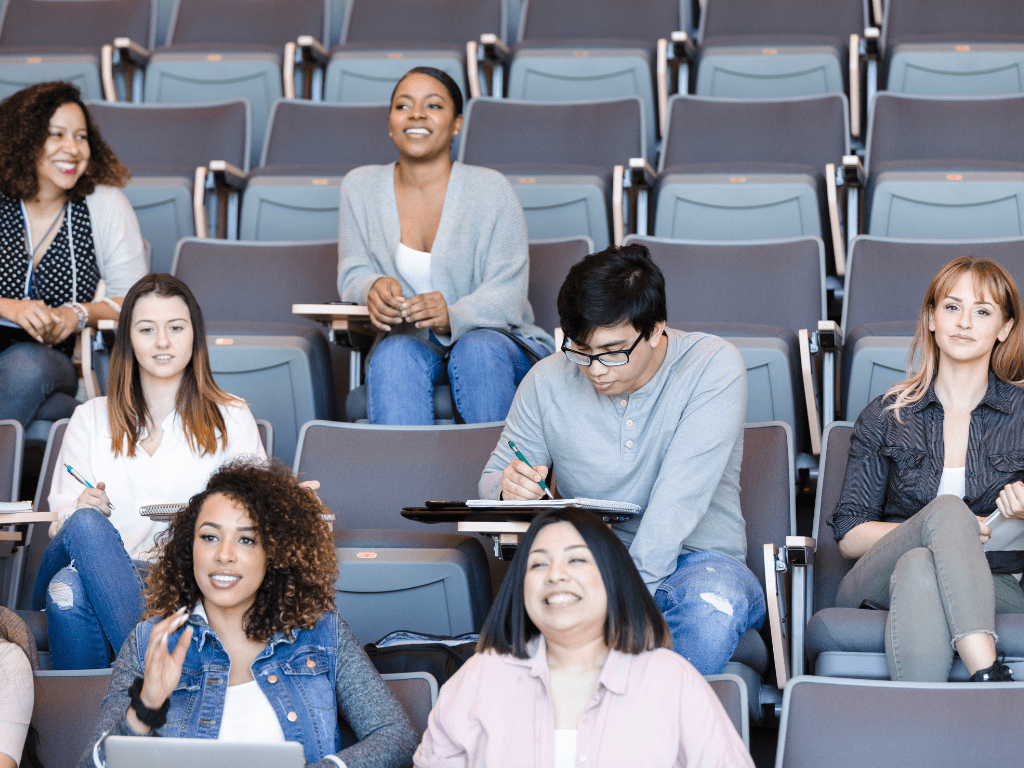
[729,627,768,675]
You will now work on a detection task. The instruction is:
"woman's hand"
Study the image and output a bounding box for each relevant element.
[43,305,79,345]
[979,521,992,545]
[402,291,450,333]
[367,277,405,331]
[76,481,112,516]
[996,481,1024,520]
[0,298,60,344]
[500,460,550,501]
[128,607,192,735]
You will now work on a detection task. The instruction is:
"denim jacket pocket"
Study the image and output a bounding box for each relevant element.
[282,647,331,677]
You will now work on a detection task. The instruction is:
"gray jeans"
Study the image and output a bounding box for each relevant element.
[836,495,1024,682]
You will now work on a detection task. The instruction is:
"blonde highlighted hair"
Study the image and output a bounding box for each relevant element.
[107,274,232,457]
[885,256,1024,419]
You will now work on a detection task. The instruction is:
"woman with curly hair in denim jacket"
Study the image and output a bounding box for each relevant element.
[81,460,417,768]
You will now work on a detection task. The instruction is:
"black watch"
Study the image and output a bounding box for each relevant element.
[128,677,170,729]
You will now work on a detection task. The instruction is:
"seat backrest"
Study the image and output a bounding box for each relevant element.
[0,420,23,502]
[381,671,438,738]
[459,97,645,174]
[811,422,855,613]
[171,239,339,325]
[882,0,1024,52]
[293,421,505,531]
[660,94,849,173]
[778,675,1024,768]
[0,0,154,49]
[343,0,501,45]
[738,422,796,590]
[518,0,683,43]
[167,0,326,46]
[527,237,592,334]
[842,236,1024,332]
[261,101,391,168]
[704,673,749,748]
[31,669,112,768]
[32,421,69,514]
[698,0,865,43]
[866,93,1024,175]
[87,100,251,175]
[626,235,826,332]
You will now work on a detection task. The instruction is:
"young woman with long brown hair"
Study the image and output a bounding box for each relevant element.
[830,256,1024,682]
[32,273,265,670]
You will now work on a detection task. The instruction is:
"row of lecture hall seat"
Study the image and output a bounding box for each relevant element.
[7,411,1024,768]
[80,91,1024,299]
[3,0,1024,165]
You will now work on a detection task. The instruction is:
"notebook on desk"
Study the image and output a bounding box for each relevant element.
[403,498,639,525]
[103,736,306,768]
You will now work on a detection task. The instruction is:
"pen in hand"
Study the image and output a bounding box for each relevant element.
[508,441,555,500]
[64,464,116,511]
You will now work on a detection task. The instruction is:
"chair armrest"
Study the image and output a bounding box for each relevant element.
[79,327,99,400]
[208,160,247,190]
[782,536,816,678]
[612,164,625,245]
[471,33,511,98]
[842,154,866,187]
[657,31,695,139]
[815,320,842,428]
[864,26,881,59]
[287,35,330,99]
[824,162,846,278]
[194,166,209,238]
[849,33,861,140]
[207,161,246,239]
[101,37,152,101]
[763,543,791,690]
[798,329,823,456]
[870,0,884,29]
[625,157,656,236]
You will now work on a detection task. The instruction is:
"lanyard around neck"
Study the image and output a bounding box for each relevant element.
[20,199,75,300]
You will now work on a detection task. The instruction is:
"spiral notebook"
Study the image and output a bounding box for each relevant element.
[466,498,641,515]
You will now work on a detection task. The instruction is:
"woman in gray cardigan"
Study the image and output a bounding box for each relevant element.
[337,67,553,424]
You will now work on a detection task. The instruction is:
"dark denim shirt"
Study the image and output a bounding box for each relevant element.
[829,372,1024,573]
[81,610,417,768]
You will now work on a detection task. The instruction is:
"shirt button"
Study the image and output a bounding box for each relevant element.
[626,440,633,448]
[287,711,298,722]
[619,399,627,407]
[267,675,278,683]
[579,757,587,763]
[306,659,317,668]
[626,419,633,426]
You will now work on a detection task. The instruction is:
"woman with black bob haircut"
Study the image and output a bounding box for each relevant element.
[0,80,146,426]
[83,460,417,768]
[414,509,753,768]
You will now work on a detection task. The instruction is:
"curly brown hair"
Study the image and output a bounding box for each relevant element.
[0,81,130,203]
[145,460,338,642]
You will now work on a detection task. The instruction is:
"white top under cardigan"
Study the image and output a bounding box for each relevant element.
[76,185,149,295]
[337,161,553,351]
[49,396,266,560]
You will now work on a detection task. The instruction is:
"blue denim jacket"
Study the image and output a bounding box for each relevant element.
[82,610,417,768]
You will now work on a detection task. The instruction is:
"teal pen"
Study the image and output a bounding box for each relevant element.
[64,463,115,511]
[507,440,555,499]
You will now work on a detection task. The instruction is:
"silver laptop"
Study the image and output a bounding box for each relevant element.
[103,736,306,768]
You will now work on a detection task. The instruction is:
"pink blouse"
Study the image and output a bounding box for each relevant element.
[414,637,755,768]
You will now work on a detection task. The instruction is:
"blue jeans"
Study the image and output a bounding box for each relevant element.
[366,329,548,425]
[32,508,146,669]
[654,550,767,675]
[0,341,78,426]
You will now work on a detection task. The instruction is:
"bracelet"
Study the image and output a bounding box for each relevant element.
[63,301,88,332]
[127,677,169,729]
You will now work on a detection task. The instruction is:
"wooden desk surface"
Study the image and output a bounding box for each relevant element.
[292,303,374,333]
[0,511,57,525]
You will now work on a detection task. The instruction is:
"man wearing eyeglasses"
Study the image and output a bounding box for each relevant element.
[479,243,765,675]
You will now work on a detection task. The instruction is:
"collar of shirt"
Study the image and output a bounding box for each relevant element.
[502,635,631,696]
[188,600,296,653]
[907,370,1016,416]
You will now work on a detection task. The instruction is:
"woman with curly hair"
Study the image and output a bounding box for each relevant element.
[35,273,264,670]
[82,460,418,768]
[0,80,146,426]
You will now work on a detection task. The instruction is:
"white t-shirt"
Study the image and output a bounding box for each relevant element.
[936,466,967,499]
[48,396,266,559]
[553,729,577,768]
[0,642,32,766]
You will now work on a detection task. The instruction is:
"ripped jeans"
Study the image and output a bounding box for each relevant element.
[32,508,146,669]
[836,495,1024,682]
[654,550,766,675]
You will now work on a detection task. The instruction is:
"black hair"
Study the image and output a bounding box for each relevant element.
[557,244,667,346]
[390,66,464,116]
[476,508,672,657]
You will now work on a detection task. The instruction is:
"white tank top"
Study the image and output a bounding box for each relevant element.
[553,729,577,768]
[936,466,966,499]
[396,242,433,297]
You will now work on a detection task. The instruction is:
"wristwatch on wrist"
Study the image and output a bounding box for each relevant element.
[128,677,170,729]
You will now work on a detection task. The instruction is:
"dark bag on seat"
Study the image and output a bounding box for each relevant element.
[364,631,478,687]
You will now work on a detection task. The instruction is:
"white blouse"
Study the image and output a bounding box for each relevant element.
[936,466,966,500]
[395,241,433,297]
[48,396,265,560]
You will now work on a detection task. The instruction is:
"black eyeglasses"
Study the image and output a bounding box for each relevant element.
[561,334,643,367]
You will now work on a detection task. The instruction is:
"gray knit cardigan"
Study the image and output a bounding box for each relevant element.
[337,161,553,349]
